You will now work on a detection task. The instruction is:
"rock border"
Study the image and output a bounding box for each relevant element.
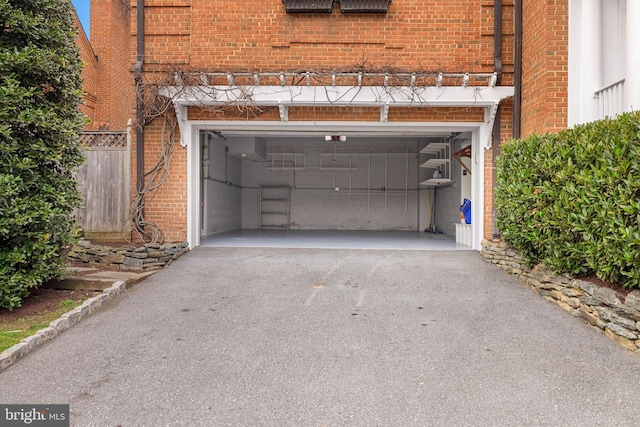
[0,281,128,372]
[67,240,189,271]
[481,239,640,352]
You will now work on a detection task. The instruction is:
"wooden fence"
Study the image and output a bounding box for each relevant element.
[75,126,131,241]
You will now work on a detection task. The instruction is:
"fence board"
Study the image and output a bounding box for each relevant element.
[74,129,131,239]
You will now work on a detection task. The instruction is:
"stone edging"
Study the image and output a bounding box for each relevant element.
[67,240,189,270]
[481,240,640,351]
[0,281,128,372]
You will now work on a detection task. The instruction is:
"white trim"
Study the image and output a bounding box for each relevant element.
[471,129,484,250]
[627,0,640,111]
[186,122,200,248]
[184,120,490,250]
[161,84,514,147]
[169,83,513,249]
[161,85,514,108]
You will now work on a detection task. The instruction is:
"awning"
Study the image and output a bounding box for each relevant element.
[283,0,334,13]
[339,0,391,13]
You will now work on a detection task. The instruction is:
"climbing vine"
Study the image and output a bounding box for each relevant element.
[130,63,497,243]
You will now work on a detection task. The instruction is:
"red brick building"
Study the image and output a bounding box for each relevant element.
[81,0,639,249]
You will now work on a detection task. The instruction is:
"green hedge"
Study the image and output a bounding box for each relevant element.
[495,112,640,289]
[0,0,85,310]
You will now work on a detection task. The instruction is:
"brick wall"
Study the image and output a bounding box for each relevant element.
[74,12,97,128]
[120,0,519,242]
[91,0,133,130]
[520,0,569,136]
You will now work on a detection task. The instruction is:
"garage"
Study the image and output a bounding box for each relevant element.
[198,131,473,250]
[162,72,514,249]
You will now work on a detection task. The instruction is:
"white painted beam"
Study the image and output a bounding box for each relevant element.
[160,85,514,109]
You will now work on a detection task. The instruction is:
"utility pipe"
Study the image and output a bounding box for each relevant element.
[134,0,145,199]
[513,0,522,139]
[492,0,503,240]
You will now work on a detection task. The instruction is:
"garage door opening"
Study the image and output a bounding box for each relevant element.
[198,130,474,250]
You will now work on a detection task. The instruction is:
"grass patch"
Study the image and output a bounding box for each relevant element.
[0,297,90,352]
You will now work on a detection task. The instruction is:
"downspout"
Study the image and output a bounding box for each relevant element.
[513,0,522,139]
[492,0,503,240]
[134,0,145,208]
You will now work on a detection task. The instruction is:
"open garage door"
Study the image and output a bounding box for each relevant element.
[160,74,513,249]
[198,130,474,248]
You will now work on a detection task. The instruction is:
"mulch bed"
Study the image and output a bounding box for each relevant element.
[0,288,99,323]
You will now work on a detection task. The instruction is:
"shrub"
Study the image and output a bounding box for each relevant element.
[496,112,640,288]
[0,0,85,309]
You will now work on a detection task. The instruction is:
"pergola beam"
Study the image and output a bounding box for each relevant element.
[161,84,514,149]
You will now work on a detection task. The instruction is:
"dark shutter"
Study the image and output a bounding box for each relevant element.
[339,0,391,13]
[282,0,334,13]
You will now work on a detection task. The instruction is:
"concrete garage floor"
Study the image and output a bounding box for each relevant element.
[201,229,470,250]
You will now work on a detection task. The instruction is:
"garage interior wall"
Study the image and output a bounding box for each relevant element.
[202,133,242,235]
[201,132,472,237]
[430,138,472,237]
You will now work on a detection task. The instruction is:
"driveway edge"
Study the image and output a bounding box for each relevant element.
[0,281,128,373]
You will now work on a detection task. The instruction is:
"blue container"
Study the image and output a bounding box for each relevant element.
[460,199,471,224]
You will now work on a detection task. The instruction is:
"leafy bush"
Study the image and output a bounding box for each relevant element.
[0,0,85,309]
[496,112,640,288]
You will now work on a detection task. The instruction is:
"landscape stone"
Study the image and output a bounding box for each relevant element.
[126,252,148,259]
[595,306,614,322]
[578,280,599,296]
[21,335,41,352]
[124,257,144,268]
[610,312,637,330]
[605,328,637,351]
[578,296,600,306]
[595,317,608,330]
[617,306,640,322]
[35,327,58,343]
[84,294,109,313]
[61,308,83,326]
[0,352,12,370]
[561,288,584,298]
[579,307,598,326]
[102,254,125,264]
[625,291,640,311]
[50,318,70,333]
[6,342,28,361]
[607,323,638,340]
[594,287,623,307]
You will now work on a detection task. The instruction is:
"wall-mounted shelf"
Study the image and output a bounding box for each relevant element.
[260,185,290,229]
[420,178,453,186]
[419,141,452,187]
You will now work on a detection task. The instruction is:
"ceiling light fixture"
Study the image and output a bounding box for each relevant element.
[325,135,347,142]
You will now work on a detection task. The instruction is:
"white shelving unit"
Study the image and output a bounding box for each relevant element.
[419,142,452,187]
[260,185,290,229]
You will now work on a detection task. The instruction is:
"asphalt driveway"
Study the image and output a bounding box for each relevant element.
[1,247,640,426]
